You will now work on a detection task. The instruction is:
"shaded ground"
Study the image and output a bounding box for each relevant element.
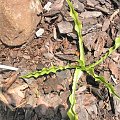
[0,0,120,120]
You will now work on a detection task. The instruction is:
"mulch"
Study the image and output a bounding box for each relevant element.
[0,0,120,120]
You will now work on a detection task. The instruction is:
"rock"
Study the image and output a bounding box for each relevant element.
[0,0,42,46]
[43,2,52,11]
[35,28,44,38]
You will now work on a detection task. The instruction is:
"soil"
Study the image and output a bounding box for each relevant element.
[0,0,120,120]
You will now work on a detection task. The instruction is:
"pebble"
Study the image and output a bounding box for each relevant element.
[35,28,44,38]
[43,2,52,11]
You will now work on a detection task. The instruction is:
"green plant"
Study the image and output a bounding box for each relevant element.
[21,0,120,119]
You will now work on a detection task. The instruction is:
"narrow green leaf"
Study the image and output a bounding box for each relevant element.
[114,36,120,49]
[87,68,120,99]
[66,1,85,119]
[88,36,120,68]
[66,0,82,36]
[67,68,83,120]
[66,0,85,66]
[20,65,78,79]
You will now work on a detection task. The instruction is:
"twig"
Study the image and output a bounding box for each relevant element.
[0,64,19,71]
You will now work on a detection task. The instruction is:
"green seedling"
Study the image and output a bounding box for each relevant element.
[21,0,120,119]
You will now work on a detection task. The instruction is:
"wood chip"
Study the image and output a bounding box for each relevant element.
[80,11,102,18]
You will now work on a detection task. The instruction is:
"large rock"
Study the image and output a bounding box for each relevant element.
[0,0,42,46]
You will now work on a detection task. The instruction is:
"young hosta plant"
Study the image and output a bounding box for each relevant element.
[21,0,120,120]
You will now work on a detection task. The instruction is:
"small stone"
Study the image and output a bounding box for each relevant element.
[57,21,73,34]
[35,28,44,38]
[43,2,52,11]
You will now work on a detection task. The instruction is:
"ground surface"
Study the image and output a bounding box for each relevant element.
[0,0,120,120]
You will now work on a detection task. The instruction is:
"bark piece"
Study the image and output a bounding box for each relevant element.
[80,11,102,18]
[57,21,73,34]
[72,0,85,12]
